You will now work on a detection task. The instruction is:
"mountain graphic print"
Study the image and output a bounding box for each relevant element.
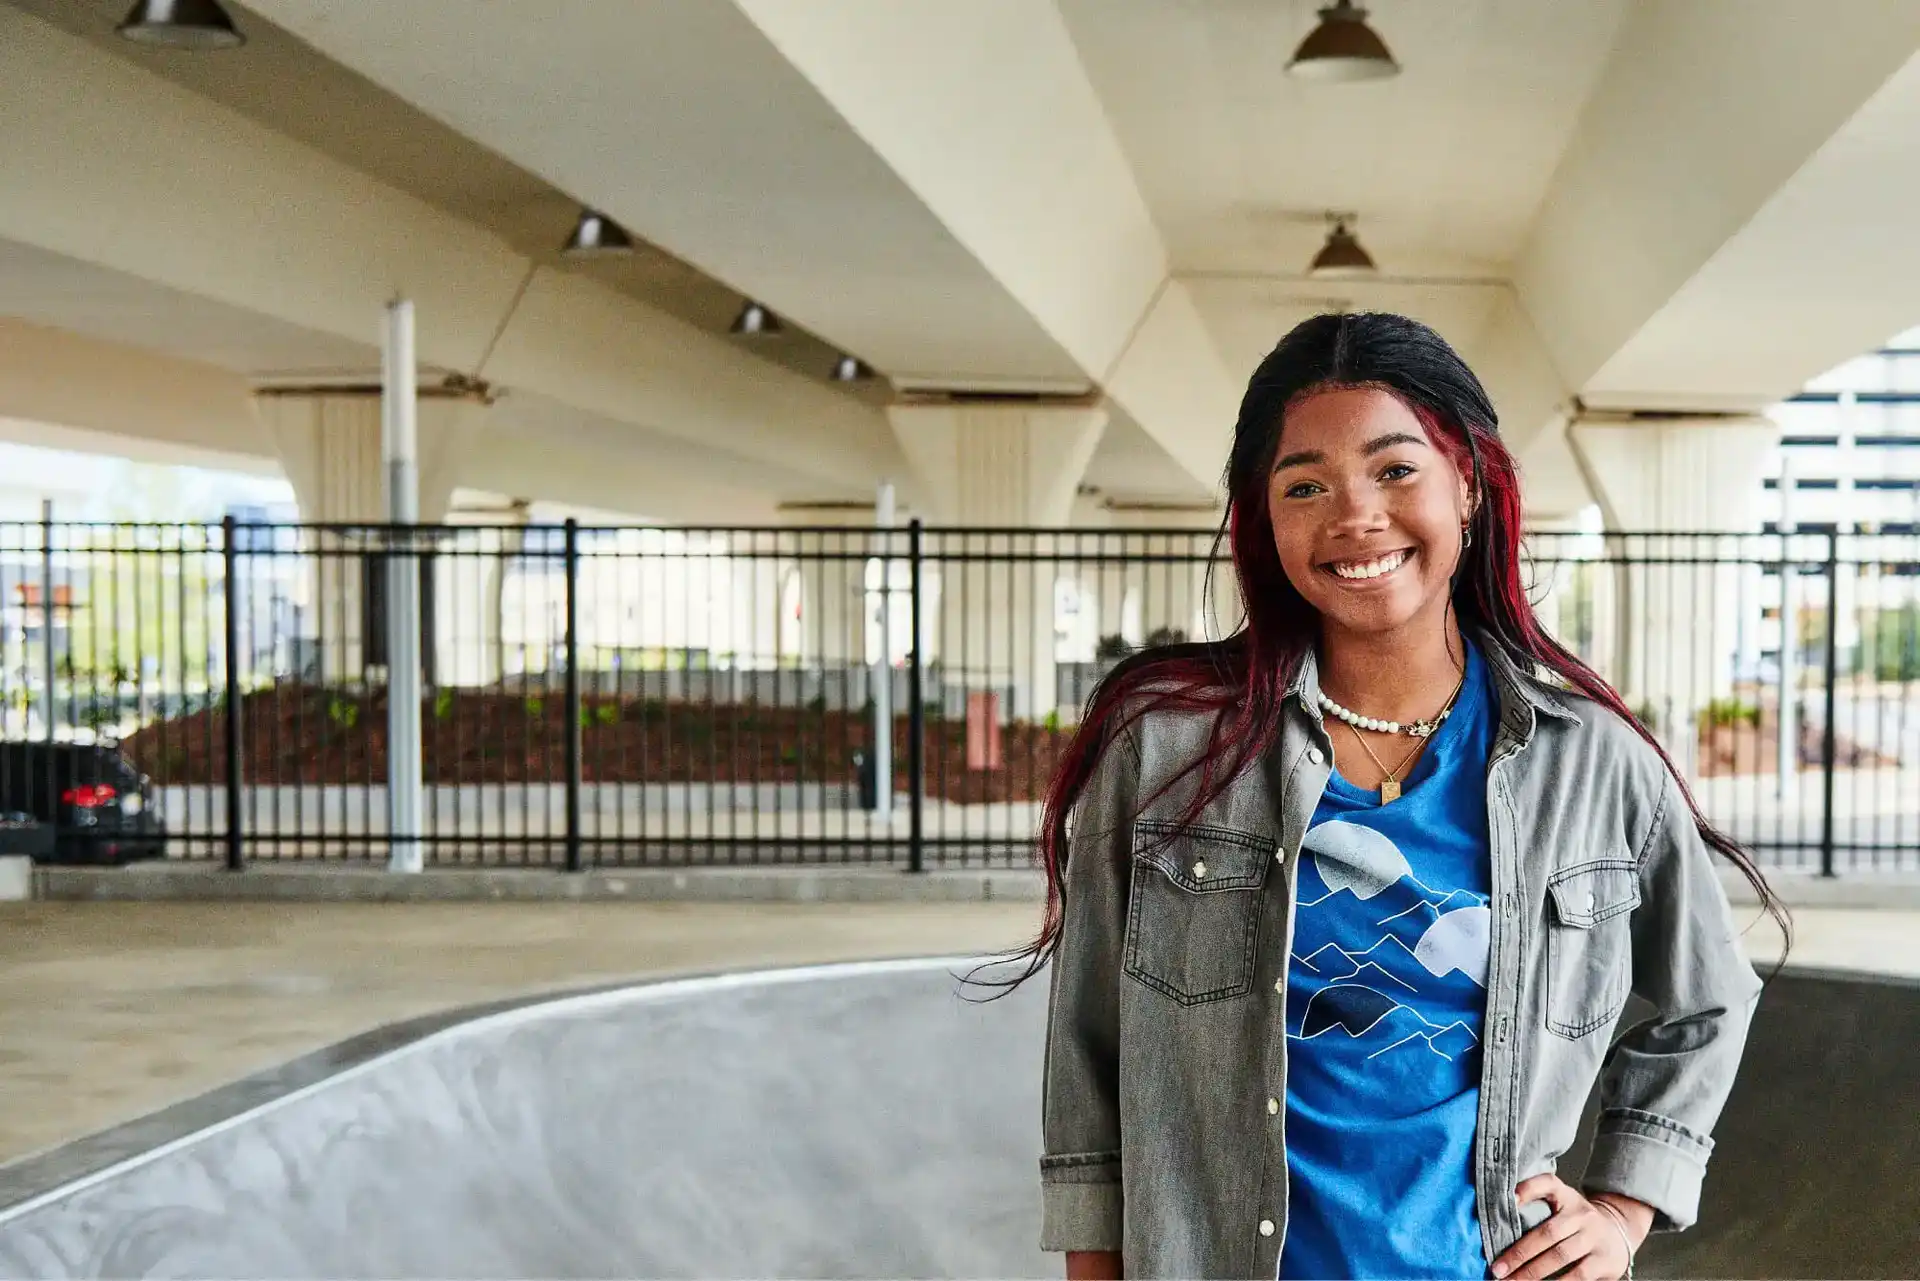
[1287,818,1490,1081]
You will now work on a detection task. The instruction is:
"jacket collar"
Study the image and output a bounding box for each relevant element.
[1284,630,1582,744]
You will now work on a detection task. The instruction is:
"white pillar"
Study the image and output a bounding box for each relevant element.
[886,401,1108,722]
[1570,414,1779,767]
[873,481,895,816]
[383,299,425,874]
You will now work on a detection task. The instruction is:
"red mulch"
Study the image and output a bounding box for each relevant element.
[119,685,1073,804]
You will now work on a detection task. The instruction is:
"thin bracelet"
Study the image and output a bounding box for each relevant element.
[1591,1198,1636,1281]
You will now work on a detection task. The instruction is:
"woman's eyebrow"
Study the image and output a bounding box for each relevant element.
[1274,431,1426,472]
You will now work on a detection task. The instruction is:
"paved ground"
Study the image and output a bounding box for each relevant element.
[0,900,1037,1166]
[0,897,1911,1170]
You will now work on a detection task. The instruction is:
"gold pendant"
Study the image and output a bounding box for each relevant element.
[1379,777,1401,804]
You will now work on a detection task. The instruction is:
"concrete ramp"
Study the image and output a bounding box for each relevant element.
[0,959,1912,1279]
[0,959,1052,1279]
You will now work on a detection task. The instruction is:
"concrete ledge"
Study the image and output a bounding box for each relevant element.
[1720,866,1920,910]
[27,860,1920,909]
[33,862,1049,905]
[0,858,29,902]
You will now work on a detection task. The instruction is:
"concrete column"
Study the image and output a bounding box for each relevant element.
[1569,414,1779,763]
[886,400,1108,722]
[778,503,873,677]
[258,390,482,683]
[1099,503,1229,645]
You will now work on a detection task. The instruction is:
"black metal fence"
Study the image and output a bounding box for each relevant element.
[1,520,1916,874]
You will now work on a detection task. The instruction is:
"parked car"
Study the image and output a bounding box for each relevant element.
[0,742,167,864]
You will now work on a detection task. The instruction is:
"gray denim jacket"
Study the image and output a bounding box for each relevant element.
[1038,639,1765,1279]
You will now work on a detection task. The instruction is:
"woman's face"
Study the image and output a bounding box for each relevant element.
[1266,386,1472,642]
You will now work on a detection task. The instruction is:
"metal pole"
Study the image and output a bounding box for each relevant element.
[907,519,925,873]
[1820,531,1841,877]
[39,500,54,752]
[40,501,57,843]
[873,481,895,819]
[1777,454,1797,798]
[222,516,244,872]
[563,519,583,873]
[383,298,425,873]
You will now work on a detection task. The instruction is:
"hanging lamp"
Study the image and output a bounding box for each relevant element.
[731,301,783,336]
[116,0,245,49]
[1286,0,1398,82]
[1308,216,1377,278]
[561,209,634,257]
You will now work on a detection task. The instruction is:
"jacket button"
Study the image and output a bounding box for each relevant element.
[1267,1097,1279,1115]
[1274,978,1284,994]
[1306,747,1324,765]
[1258,1219,1275,1237]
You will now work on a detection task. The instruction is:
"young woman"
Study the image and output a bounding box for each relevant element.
[1017,313,1784,1280]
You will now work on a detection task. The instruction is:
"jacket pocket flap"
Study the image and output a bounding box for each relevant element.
[1547,862,1641,928]
[1133,822,1271,892]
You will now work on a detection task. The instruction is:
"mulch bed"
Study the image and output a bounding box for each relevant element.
[119,685,1074,805]
[1694,707,1896,777]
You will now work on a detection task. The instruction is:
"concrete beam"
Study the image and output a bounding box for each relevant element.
[0,7,900,501]
[1517,0,1920,405]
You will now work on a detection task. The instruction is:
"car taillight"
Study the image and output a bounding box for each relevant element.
[62,784,117,809]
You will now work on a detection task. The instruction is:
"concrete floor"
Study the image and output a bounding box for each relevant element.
[0,898,1911,1169]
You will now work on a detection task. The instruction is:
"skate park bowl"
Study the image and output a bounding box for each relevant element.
[0,957,1911,1279]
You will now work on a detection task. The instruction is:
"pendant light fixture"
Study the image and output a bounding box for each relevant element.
[730,300,783,337]
[1286,0,1398,82]
[1308,215,1377,278]
[560,209,634,257]
[831,354,873,382]
[116,0,245,49]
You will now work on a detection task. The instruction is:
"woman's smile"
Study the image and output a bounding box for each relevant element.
[1325,548,1415,583]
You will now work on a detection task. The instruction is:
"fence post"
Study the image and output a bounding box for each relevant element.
[40,502,55,817]
[907,519,925,873]
[1818,530,1841,878]
[222,516,244,873]
[563,519,583,873]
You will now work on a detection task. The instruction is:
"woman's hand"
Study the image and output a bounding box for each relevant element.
[1490,1175,1653,1279]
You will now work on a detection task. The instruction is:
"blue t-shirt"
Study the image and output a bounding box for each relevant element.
[1280,641,1497,1280]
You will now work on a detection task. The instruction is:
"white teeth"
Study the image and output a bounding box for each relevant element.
[1332,549,1411,581]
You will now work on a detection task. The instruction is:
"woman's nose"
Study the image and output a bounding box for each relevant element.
[1328,485,1388,534]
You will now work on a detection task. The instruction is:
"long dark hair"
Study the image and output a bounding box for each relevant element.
[978,311,1788,992]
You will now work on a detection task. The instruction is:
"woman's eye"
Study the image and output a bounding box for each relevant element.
[1381,462,1417,482]
[1283,481,1323,499]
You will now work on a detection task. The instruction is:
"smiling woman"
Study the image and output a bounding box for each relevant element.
[977,312,1791,1281]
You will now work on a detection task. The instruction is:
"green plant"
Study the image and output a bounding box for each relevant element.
[524,695,544,717]
[433,688,455,721]
[327,695,359,730]
[1696,698,1759,733]
[1043,709,1062,732]
[595,701,619,726]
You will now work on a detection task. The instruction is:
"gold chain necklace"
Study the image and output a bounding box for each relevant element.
[1330,672,1466,803]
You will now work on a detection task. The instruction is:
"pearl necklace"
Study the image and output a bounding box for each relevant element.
[1316,679,1461,740]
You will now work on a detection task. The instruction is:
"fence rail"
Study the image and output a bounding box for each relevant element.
[1,520,1917,875]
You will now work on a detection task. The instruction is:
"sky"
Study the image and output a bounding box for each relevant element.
[0,440,294,524]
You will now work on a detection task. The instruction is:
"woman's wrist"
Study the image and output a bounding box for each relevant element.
[1587,1191,1653,1248]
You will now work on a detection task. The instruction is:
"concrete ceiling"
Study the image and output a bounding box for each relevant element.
[0,237,376,379]
[6,0,1920,526]
[2,0,890,407]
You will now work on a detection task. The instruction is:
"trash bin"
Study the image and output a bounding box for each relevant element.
[851,749,879,811]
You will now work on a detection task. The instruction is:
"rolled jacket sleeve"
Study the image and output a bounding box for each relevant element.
[1583,765,1765,1232]
[1038,720,1139,1254]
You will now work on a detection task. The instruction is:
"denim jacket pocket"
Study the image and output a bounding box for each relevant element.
[1544,860,1640,1039]
[1123,821,1269,1006]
